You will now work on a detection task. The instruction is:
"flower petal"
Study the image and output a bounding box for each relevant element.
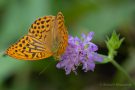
[56,32,103,75]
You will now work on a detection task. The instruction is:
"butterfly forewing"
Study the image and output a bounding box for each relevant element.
[28,16,55,42]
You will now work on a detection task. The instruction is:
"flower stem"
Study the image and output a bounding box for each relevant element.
[110,59,135,88]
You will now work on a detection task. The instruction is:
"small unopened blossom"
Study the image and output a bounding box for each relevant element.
[56,32,103,75]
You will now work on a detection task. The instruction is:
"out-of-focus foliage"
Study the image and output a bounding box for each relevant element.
[0,0,135,90]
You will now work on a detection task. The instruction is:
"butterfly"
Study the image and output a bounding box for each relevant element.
[5,12,68,60]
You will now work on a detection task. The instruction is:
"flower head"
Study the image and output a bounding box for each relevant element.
[56,32,103,75]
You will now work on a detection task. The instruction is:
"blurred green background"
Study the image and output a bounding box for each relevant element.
[0,0,135,90]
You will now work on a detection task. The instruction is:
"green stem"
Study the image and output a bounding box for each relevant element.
[107,48,135,87]
[110,59,135,88]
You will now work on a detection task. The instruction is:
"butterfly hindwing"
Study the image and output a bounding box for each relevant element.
[6,35,52,60]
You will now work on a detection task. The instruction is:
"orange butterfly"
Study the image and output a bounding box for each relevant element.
[5,12,68,60]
